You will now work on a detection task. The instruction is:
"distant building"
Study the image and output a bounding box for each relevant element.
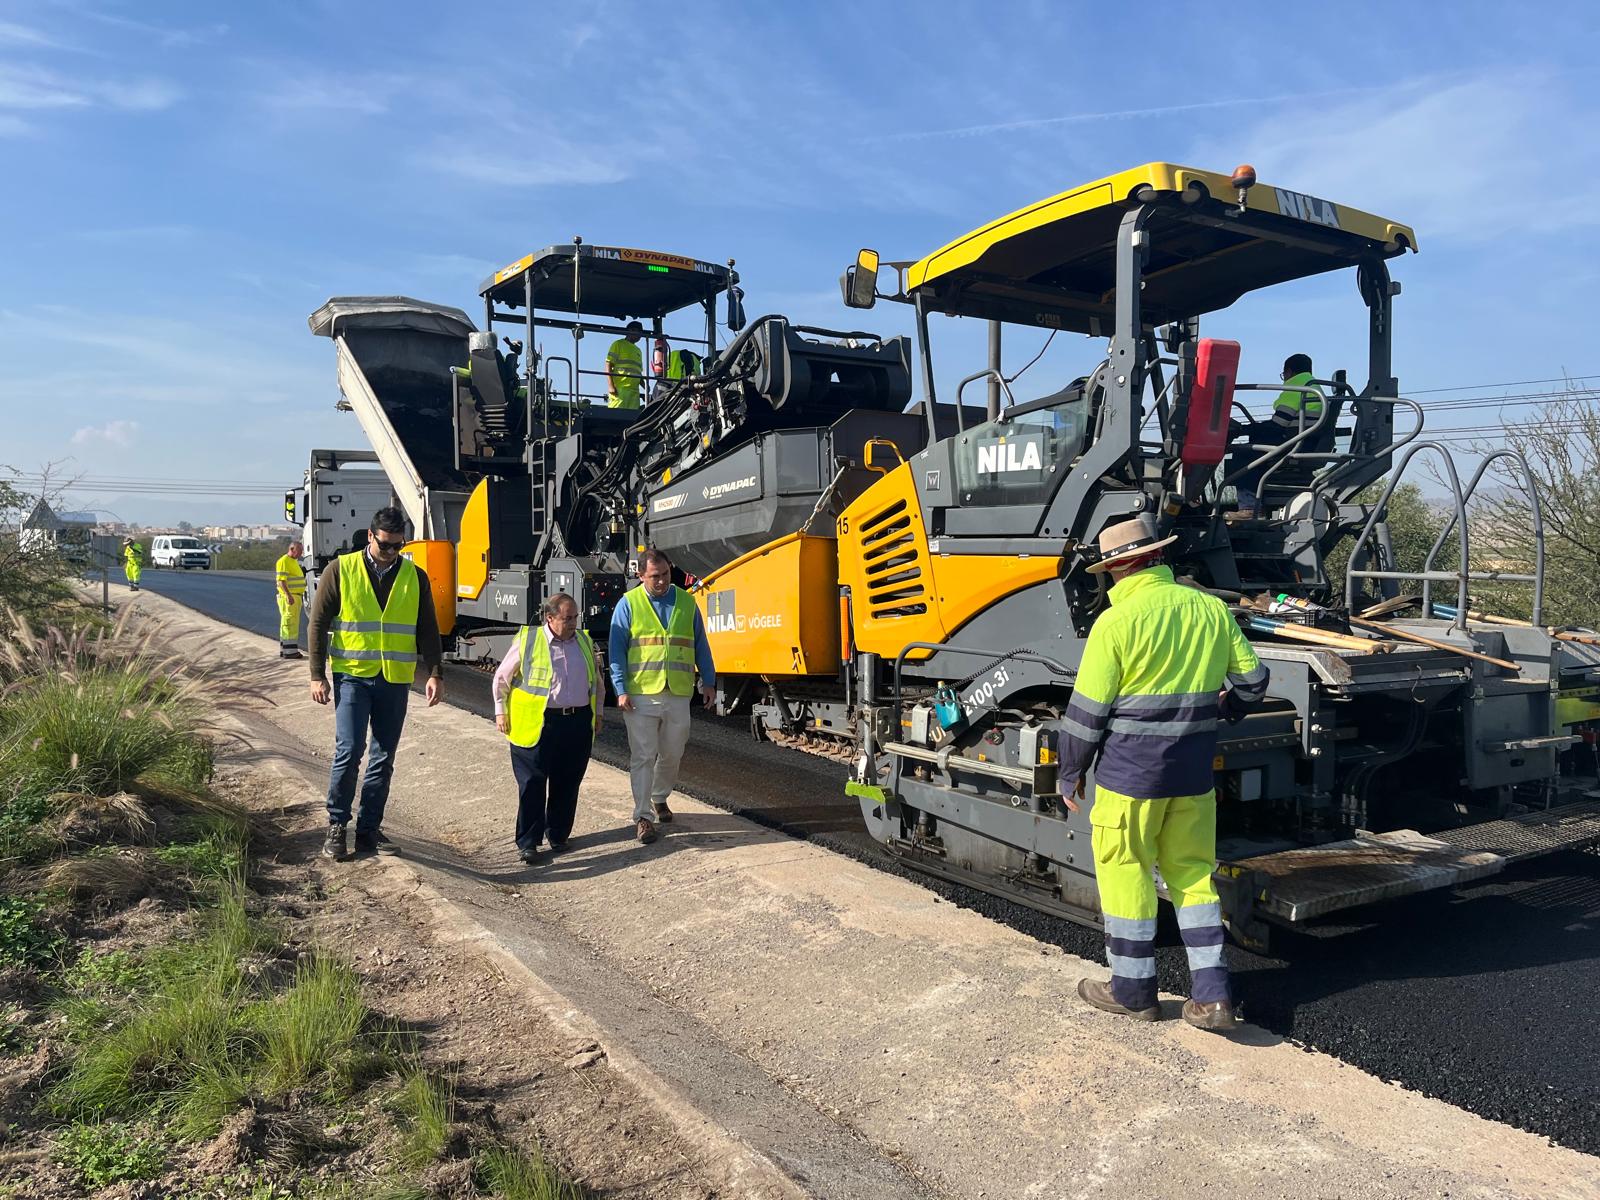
[20,499,96,554]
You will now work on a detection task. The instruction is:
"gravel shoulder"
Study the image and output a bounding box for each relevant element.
[127,586,1600,1200]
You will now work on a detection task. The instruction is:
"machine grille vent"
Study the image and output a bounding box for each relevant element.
[860,498,927,616]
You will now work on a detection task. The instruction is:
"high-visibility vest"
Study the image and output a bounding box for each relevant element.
[1272,371,1324,424]
[606,338,643,409]
[327,551,421,684]
[623,584,696,697]
[124,544,142,565]
[507,624,599,747]
[1060,566,1267,799]
[275,554,306,601]
[666,349,701,380]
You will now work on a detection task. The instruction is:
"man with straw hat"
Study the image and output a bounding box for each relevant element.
[1057,515,1269,1031]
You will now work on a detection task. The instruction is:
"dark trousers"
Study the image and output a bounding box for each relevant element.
[325,672,410,832]
[509,707,594,851]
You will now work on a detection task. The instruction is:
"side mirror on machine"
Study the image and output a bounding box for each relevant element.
[840,248,880,309]
[726,284,746,332]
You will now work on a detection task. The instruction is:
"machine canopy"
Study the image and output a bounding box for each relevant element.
[906,163,1418,332]
[481,244,734,320]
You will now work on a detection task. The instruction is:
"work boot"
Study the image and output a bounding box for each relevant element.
[354,829,398,856]
[518,845,540,865]
[1182,999,1237,1032]
[1077,976,1159,1021]
[653,802,673,824]
[322,822,348,861]
[636,818,658,845]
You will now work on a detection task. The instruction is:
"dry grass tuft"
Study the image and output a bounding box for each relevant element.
[39,850,170,908]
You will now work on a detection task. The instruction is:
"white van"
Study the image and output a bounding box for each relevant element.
[150,535,212,570]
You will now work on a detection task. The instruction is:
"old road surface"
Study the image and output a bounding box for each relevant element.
[133,566,1600,1158]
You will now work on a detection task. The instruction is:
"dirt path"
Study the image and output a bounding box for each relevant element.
[127,587,1600,1200]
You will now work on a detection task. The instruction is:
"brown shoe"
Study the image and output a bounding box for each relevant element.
[1182,999,1237,1032]
[653,802,673,824]
[636,818,658,845]
[1077,976,1159,1021]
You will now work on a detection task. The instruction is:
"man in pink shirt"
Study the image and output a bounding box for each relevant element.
[493,593,604,864]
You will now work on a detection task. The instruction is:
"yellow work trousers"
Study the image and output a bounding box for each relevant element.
[277,594,303,651]
[1090,786,1230,1008]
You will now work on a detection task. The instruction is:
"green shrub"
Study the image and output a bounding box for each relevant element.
[0,664,214,799]
[0,789,52,865]
[477,1143,589,1200]
[52,886,388,1142]
[256,956,369,1095]
[64,946,148,995]
[0,894,61,967]
[389,1067,455,1168]
[155,830,246,882]
[54,1121,166,1187]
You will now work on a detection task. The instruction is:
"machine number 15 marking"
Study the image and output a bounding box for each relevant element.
[965,666,1012,708]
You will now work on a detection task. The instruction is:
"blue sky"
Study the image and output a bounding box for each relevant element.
[3,0,1599,523]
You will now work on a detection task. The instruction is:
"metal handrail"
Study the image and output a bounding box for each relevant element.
[1420,449,1546,625]
[1342,440,1543,633]
[956,369,1017,424]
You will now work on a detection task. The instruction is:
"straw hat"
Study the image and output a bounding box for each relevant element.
[1085,515,1177,575]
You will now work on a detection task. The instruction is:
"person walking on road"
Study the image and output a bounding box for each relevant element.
[1058,515,1269,1031]
[122,537,143,592]
[605,320,645,410]
[609,549,716,844]
[275,540,307,659]
[306,507,443,861]
[493,593,603,864]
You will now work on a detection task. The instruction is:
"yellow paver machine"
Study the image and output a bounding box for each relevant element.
[700,163,1600,946]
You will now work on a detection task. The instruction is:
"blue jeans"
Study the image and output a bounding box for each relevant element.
[325,673,410,832]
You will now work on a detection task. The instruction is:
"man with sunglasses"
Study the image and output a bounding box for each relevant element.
[306,507,444,861]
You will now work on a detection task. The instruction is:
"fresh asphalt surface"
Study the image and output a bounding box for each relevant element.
[130,567,1600,1158]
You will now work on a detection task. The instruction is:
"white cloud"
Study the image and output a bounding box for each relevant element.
[0,20,69,49]
[0,63,180,112]
[71,419,140,447]
[419,144,630,187]
[1192,72,1600,241]
[259,74,400,117]
[0,64,89,109]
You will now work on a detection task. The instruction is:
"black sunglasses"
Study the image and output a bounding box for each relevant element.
[370,536,405,553]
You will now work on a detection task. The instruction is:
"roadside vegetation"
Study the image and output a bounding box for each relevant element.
[0,609,586,1199]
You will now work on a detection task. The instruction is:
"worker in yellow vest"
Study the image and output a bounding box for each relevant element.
[493,593,603,864]
[275,540,307,660]
[608,549,717,843]
[1230,352,1325,519]
[122,537,143,592]
[1058,516,1269,1031]
[306,508,444,862]
[605,320,645,409]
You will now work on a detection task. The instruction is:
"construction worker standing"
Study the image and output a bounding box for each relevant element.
[609,549,716,844]
[306,507,444,861]
[121,537,143,592]
[275,540,307,660]
[605,320,645,410]
[493,593,603,864]
[1058,515,1269,1031]
[1231,352,1324,518]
